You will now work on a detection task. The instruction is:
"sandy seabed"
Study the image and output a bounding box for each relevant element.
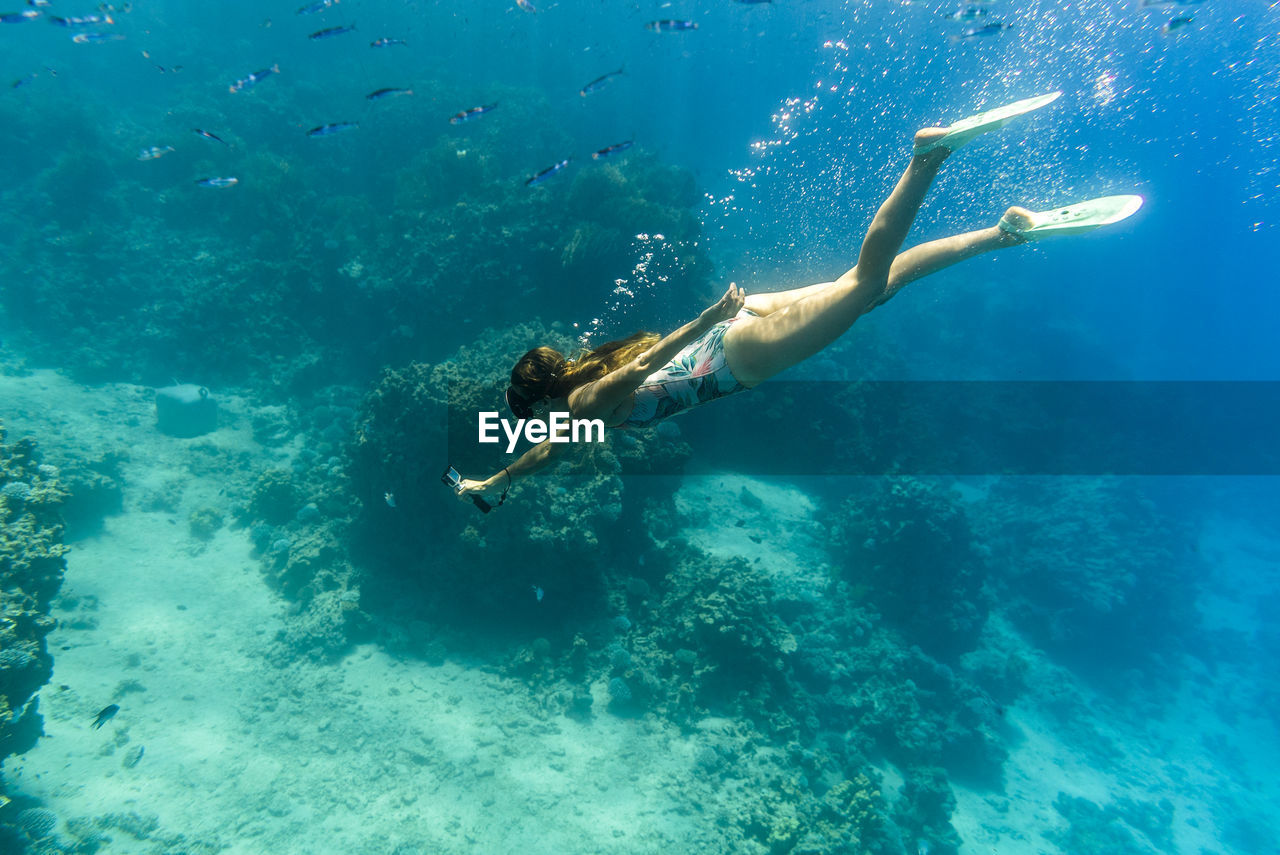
[2,368,1277,854]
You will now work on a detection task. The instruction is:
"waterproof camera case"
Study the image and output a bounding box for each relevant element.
[442,465,492,513]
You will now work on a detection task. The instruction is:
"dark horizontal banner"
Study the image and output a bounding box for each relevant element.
[452,382,1280,476]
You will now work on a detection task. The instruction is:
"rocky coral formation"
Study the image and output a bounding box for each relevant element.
[971,477,1199,674]
[196,387,370,660]
[785,591,1009,785]
[828,478,990,658]
[0,422,68,828]
[652,554,797,711]
[236,452,365,659]
[484,492,1004,849]
[53,451,124,539]
[1049,793,1175,855]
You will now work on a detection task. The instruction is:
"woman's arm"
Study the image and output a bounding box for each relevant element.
[571,284,745,419]
[457,438,567,499]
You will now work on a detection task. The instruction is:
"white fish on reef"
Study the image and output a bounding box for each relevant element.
[525,158,571,186]
[450,103,497,124]
[296,0,337,14]
[366,87,412,101]
[531,584,544,602]
[579,67,624,97]
[384,492,396,508]
[230,63,279,93]
[71,31,125,43]
[306,121,358,137]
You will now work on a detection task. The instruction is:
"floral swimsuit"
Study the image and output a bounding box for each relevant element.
[619,308,757,429]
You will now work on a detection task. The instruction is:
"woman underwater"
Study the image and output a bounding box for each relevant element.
[458,92,1142,503]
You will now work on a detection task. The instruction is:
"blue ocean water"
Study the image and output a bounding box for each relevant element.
[2,0,1279,853]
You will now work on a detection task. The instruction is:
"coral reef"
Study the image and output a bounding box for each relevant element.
[228,372,1010,851]
[971,477,1199,674]
[471,476,1004,848]
[1049,793,1172,855]
[213,389,371,660]
[828,478,990,658]
[0,83,712,394]
[244,469,301,527]
[188,507,224,540]
[652,554,797,711]
[235,458,364,659]
[0,422,67,824]
[687,745,906,855]
[787,595,1008,784]
[50,809,224,855]
[54,451,125,539]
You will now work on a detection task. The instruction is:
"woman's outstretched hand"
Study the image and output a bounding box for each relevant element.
[699,283,745,326]
[456,478,490,500]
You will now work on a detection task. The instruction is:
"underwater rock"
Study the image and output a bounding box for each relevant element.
[235,401,365,658]
[1,481,32,503]
[811,774,894,852]
[264,526,345,600]
[624,577,652,601]
[250,406,293,447]
[894,766,962,855]
[829,478,989,658]
[155,384,217,438]
[655,554,796,712]
[607,644,632,671]
[244,469,300,527]
[607,676,633,708]
[972,477,1197,672]
[568,690,593,719]
[295,502,321,523]
[1049,794,1156,855]
[568,634,589,679]
[57,450,125,537]
[506,638,556,682]
[187,507,224,541]
[122,744,145,769]
[271,588,361,661]
[96,810,159,840]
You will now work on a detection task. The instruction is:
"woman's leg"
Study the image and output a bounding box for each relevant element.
[868,218,1024,311]
[743,281,838,316]
[744,218,1023,317]
[725,128,951,386]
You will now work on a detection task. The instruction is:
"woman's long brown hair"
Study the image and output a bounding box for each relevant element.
[511,332,660,401]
